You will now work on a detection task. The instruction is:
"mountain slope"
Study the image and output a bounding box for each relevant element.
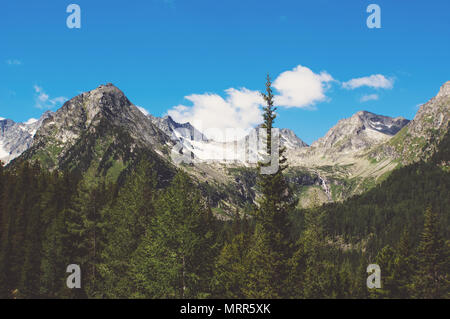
[375,81,450,164]
[321,129,450,256]
[13,84,175,183]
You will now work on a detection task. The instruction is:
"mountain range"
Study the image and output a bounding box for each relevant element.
[1,81,449,213]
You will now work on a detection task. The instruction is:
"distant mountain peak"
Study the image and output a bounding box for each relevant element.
[150,114,209,142]
[0,111,53,164]
[311,110,410,154]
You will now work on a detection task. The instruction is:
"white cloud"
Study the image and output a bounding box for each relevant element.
[38,93,49,102]
[360,94,379,102]
[342,74,394,90]
[0,117,5,120]
[136,106,150,116]
[273,65,334,108]
[6,59,22,66]
[34,85,67,109]
[168,88,263,142]
[166,65,337,141]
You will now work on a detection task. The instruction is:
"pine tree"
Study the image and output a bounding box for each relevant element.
[413,207,449,298]
[256,75,296,243]
[244,75,297,298]
[391,230,415,298]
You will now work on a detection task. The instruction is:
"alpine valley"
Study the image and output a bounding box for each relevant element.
[1,82,449,214]
[0,81,448,299]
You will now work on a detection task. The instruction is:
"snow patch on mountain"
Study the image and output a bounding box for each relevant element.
[0,111,52,164]
[149,114,308,164]
[0,140,9,159]
[24,118,39,125]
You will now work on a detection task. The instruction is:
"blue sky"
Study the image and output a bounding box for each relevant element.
[1,0,449,144]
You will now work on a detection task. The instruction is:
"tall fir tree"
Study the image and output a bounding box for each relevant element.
[244,75,297,298]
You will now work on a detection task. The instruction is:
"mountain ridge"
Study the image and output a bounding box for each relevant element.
[2,81,448,212]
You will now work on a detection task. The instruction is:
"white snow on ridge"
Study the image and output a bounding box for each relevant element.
[25,118,38,125]
[0,141,10,161]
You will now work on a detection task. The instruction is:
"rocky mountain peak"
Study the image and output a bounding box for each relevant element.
[354,110,409,135]
[24,84,171,170]
[75,83,131,120]
[311,110,410,153]
[280,128,309,148]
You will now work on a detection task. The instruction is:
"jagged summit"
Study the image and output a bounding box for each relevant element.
[61,83,132,124]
